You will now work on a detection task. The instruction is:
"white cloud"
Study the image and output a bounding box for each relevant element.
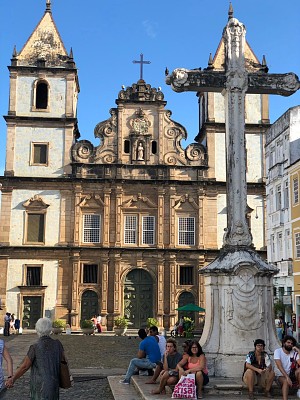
[142,20,158,39]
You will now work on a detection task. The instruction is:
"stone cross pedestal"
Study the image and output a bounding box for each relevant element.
[166,8,300,377]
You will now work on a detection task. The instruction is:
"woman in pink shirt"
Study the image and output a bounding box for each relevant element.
[177,341,209,399]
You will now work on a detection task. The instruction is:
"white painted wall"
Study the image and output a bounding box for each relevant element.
[17,76,66,117]
[9,190,61,246]
[6,259,59,320]
[214,132,264,183]
[14,126,65,177]
[214,93,262,124]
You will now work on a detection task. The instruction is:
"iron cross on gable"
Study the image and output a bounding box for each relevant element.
[166,8,300,249]
[133,53,151,80]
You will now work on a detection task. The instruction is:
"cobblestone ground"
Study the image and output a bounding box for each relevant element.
[5,376,114,399]
[3,333,190,399]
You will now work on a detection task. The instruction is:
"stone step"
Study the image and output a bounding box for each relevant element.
[109,375,300,399]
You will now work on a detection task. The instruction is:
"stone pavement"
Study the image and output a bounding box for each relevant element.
[1,332,300,399]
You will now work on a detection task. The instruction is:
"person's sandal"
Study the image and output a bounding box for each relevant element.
[248,392,256,400]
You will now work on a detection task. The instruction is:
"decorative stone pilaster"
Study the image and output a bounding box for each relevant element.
[103,189,111,246]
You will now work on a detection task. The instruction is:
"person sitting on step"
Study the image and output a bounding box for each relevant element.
[149,338,182,395]
[242,338,275,400]
[177,341,209,399]
[119,328,161,384]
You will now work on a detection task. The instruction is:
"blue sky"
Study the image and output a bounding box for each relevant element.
[0,0,299,174]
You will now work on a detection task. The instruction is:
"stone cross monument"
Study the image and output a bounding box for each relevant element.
[166,7,300,377]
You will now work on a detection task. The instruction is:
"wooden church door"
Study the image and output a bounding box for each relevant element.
[124,269,153,328]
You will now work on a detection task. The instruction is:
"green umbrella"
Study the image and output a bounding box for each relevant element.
[175,303,205,312]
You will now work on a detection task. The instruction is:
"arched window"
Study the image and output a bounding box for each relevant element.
[35,81,48,109]
[151,141,157,154]
[124,140,130,154]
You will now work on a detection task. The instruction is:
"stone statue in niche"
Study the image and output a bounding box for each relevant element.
[137,143,144,160]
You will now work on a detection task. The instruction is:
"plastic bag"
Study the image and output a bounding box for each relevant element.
[171,373,197,399]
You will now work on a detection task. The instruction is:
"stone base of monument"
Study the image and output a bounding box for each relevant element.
[199,247,280,378]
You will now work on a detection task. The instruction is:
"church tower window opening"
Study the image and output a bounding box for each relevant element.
[35,80,49,110]
[31,143,48,165]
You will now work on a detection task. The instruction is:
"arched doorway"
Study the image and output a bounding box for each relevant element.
[124,269,153,328]
[178,291,195,320]
[81,290,99,322]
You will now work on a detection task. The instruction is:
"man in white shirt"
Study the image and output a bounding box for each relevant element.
[149,326,166,361]
[274,335,300,400]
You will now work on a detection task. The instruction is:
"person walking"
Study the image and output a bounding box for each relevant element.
[0,339,13,398]
[5,317,68,399]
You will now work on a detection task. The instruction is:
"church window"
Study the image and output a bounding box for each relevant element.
[293,177,299,205]
[179,266,194,285]
[151,141,157,154]
[26,266,42,286]
[124,140,130,154]
[178,217,195,246]
[124,215,137,244]
[35,81,48,109]
[295,232,300,258]
[26,213,45,243]
[31,143,48,165]
[83,214,101,243]
[83,264,98,283]
[142,216,155,245]
[124,214,155,245]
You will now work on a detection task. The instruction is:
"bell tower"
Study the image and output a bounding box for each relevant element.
[4,0,80,177]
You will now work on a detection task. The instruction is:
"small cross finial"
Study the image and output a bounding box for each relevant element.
[133,53,151,80]
[228,2,234,20]
[46,0,51,12]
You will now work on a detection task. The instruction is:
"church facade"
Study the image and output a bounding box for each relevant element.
[0,3,269,331]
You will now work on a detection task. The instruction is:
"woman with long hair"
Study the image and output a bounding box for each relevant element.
[177,340,209,399]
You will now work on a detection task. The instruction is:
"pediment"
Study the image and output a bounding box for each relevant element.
[213,38,261,72]
[23,195,49,210]
[173,195,199,210]
[122,193,156,209]
[17,12,68,67]
[79,194,104,208]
